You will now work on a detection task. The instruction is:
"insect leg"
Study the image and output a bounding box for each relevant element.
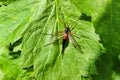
[70,15,81,31]
[59,8,67,28]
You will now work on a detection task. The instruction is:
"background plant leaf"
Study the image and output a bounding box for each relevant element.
[93,0,120,80]
[0,0,119,80]
[0,0,41,48]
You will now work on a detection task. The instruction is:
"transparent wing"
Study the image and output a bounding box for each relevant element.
[52,31,64,37]
[68,32,83,54]
[43,34,63,47]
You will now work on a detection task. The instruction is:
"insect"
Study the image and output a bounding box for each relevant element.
[60,9,83,56]
[43,9,83,57]
[61,27,70,53]
[61,22,83,56]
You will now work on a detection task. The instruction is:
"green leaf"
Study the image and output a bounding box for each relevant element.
[0,0,107,80]
[21,0,104,80]
[93,0,120,80]
[0,47,21,80]
[0,0,41,48]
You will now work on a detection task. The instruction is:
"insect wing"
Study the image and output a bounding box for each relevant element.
[68,32,83,54]
[43,31,64,47]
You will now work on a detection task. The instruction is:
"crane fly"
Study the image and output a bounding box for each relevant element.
[43,10,83,57]
[43,22,83,57]
[61,22,83,56]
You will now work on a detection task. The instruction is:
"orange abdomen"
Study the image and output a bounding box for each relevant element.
[63,34,68,39]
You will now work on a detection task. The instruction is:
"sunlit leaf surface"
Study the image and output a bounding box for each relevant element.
[0,0,120,80]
